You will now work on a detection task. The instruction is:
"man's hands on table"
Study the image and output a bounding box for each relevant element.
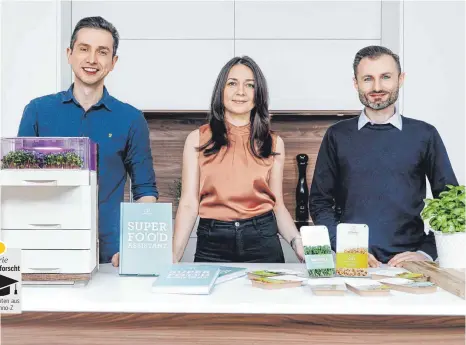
[367,251,430,268]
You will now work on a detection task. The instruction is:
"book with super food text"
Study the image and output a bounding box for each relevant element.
[151,264,221,295]
[215,266,247,284]
[119,202,173,276]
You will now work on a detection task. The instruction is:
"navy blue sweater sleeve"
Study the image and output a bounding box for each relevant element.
[309,128,340,250]
[419,127,459,258]
[17,101,39,136]
[425,127,458,197]
[124,113,159,200]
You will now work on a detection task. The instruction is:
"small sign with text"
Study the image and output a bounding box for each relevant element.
[0,241,22,314]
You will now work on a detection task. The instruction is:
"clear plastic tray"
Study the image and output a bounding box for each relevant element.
[0,137,97,171]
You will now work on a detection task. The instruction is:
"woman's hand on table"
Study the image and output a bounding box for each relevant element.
[291,237,305,263]
[111,252,120,267]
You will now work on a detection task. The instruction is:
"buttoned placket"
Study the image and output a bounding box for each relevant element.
[80,105,102,137]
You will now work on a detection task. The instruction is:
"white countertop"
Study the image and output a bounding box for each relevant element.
[21,263,466,316]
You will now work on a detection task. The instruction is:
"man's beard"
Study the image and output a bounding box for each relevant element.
[359,87,399,110]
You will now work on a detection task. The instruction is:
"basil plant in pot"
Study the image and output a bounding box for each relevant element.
[421,184,465,269]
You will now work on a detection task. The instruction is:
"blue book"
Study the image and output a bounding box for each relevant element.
[119,202,173,276]
[214,266,247,284]
[151,264,220,295]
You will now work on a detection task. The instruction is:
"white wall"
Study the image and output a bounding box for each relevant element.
[0,0,3,138]
[0,1,67,137]
[402,1,465,185]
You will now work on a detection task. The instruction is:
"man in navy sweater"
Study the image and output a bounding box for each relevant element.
[309,45,458,267]
[17,17,159,267]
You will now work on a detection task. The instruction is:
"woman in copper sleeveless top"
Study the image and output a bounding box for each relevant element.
[173,56,304,263]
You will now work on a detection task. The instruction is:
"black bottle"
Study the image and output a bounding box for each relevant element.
[295,153,309,228]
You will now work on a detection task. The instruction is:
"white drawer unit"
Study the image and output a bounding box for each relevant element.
[0,169,98,278]
[21,249,97,274]
[1,229,92,249]
[0,137,98,280]
[1,185,92,229]
[0,170,91,186]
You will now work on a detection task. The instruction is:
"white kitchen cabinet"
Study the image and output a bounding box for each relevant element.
[235,1,381,40]
[2,229,92,250]
[0,170,98,275]
[0,170,92,187]
[71,1,234,39]
[235,39,380,110]
[1,185,92,230]
[21,249,97,274]
[104,40,235,111]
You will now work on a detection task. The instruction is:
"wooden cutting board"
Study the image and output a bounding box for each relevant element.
[402,261,465,299]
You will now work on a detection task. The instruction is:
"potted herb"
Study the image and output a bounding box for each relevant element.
[43,151,83,169]
[1,150,42,169]
[64,151,84,169]
[44,153,59,168]
[1,149,83,169]
[421,184,465,268]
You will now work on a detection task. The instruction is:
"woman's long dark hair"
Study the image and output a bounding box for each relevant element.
[197,56,277,159]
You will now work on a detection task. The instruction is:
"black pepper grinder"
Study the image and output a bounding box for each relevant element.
[295,153,309,229]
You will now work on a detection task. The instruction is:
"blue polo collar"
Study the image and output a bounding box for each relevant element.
[61,84,113,111]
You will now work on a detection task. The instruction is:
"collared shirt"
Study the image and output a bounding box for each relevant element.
[17,85,159,263]
[357,108,403,131]
[356,107,433,262]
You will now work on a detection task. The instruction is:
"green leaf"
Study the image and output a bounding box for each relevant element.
[422,209,435,219]
[421,185,466,233]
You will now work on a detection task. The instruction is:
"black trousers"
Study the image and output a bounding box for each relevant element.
[194,211,285,263]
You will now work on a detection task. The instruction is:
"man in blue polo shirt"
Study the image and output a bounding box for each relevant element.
[309,45,458,267]
[17,16,159,267]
